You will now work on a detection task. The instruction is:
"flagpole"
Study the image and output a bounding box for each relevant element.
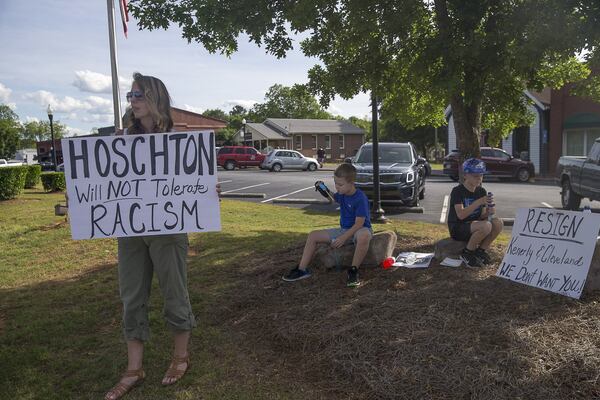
[106,0,123,130]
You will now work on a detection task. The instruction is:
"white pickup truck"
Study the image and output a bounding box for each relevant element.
[0,159,25,167]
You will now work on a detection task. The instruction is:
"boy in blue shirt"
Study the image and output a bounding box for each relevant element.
[283,163,372,287]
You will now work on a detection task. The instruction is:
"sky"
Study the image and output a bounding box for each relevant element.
[0,0,371,137]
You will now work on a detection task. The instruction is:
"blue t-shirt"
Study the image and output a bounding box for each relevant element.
[334,189,372,229]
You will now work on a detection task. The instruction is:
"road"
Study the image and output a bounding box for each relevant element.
[216,168,598,227]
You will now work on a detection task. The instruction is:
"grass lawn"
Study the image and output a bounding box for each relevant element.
[1,187,600,399]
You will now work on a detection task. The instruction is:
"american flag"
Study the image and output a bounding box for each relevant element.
[119,0,129,38]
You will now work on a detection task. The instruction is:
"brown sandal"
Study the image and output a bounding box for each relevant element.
[104,369,145,400]
[162,354,191,386]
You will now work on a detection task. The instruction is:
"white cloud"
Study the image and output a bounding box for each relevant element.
[72,70,131,94]
[7,102,17,110]
[182,104,204,114]
[0,82,12,103]
[24,90,113,115]
[24,90,87,113]
[23,90,115,129]
[79,114,113,124]
[327,103,344,116]
[222,99,257,110]
[24,116,40,123]
[65,126,88,137]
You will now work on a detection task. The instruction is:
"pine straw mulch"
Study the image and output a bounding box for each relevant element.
[206,237,600,400]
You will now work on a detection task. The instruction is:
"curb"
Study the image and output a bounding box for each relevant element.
[221,193,266,198]
[501,218,514,226]
[273,198,332,205]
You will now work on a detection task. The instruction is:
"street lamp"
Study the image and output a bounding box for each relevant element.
[370,92,386,223]
[242,118,246,145]
[47,105,57,170]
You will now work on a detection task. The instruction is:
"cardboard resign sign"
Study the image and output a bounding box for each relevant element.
[62,131,221,240]
[496,208,600,299]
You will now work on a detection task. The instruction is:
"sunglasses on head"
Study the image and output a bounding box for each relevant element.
[126,90,144,101]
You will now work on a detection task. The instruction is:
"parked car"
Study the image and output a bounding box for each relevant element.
[38,161,55,171]
[261,150,320,172]
[442,147,535,182]
[217,146,266,170]
[0,159,24,167]
[556,137,600,210]
[349,142,427,206]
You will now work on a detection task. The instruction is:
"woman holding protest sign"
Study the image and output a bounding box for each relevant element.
[105,72,219,400]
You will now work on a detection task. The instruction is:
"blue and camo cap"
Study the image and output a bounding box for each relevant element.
[462,158,487,174]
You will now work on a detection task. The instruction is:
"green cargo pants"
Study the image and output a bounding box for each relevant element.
[117,233,197,341]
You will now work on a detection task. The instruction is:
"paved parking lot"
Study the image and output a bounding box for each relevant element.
[217,168,599,227]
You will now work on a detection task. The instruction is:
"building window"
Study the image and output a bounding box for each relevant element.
[563,128,600,156]
[295,135,302,150]
[311,135,317,149]
[339,135,345,149]
[325,135,331,149]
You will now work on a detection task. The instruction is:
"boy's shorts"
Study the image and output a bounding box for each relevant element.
[326,227,373,244]
[449,223,472,242]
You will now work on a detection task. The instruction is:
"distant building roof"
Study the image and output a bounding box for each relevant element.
[97,107,228,136]
[528,88,551,108]
[171,107,228,130]
[265,118,366,134]
[246,123,286,140]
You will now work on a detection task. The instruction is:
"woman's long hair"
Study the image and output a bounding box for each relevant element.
[124,72,174,134]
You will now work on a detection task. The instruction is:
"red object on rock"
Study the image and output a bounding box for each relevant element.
[381,257,395,269]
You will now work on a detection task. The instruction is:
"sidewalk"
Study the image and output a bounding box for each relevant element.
[430,169,556,185]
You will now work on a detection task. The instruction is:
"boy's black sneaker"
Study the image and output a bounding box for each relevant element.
[282,266,312,282]
[347,266,360,287]
[474,248,491,265]
[460,248,483,268]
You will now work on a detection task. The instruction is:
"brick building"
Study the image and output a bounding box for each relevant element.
[548,86,600,174]
[36,107,227,165]
[234,118,366,160]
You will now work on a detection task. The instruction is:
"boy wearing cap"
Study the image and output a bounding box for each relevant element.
[447,158,503,267]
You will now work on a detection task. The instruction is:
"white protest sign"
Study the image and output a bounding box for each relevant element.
[62,131,221,240]
[496,207,600,299]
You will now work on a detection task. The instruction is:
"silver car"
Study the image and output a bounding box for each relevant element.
[261,150,320,172]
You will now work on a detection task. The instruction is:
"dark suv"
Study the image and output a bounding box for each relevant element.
[217,146,266,170]
[350,142,427,206]
[443,147,535,182]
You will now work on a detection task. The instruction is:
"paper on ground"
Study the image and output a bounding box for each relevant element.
[440,257,463,267]
[393,252,434,268]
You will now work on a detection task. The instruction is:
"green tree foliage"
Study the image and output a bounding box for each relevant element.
[380,118,447,158]
[0,104,21,159]
[247,84,333,122]
[129,0,599,159]
[228,105,247,131]
[203,108,230,122]
[20,120,67,149]
[348,116,372,141]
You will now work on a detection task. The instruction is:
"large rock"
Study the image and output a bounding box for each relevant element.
[434,238,466,260]
[312,231,397,269]
[583,240,600,296]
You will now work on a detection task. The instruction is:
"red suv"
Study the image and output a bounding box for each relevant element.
[443,147,535,182]
[217,146,266,170]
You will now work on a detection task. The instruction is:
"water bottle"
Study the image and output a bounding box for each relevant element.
[486,192,495,221]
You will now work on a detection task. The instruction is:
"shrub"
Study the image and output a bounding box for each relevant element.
[24,164,42,188]
[0,166,28,200]
[41,172,66,192]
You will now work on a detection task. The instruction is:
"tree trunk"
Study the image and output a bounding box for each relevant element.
[450,94,482,182]
[450,94,482,159]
